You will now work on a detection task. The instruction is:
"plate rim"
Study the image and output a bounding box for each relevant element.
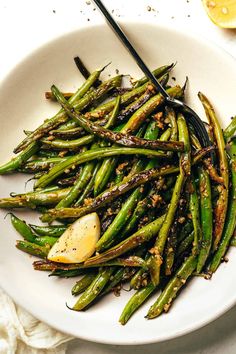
[0,19,236,345]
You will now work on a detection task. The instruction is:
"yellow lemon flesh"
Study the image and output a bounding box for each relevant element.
[47,212,100,263]
[203,0,236,28]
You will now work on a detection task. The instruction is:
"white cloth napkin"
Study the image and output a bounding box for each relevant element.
[0,288,72,354]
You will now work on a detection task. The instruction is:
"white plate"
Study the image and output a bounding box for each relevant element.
[0,21,236,345]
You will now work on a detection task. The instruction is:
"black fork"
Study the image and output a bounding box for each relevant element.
[92,0,213,158]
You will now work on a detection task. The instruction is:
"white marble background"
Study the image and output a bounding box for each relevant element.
[0,0,236,353]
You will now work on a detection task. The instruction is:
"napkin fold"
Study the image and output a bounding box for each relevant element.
[0,288,72,354]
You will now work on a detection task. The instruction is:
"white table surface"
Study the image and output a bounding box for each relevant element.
[0,0,235,353]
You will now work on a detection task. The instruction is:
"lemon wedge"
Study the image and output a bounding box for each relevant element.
[202,0,236,28]
[47,213,100,263]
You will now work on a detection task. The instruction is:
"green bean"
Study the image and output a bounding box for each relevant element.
[120,197,150,240]
[121,86,182,133]
[41,135,94,150]
[93,124,146,197]
[93,85,182,196]
[50,269,85,278]
[39,148,211,221]
[35,147,167,190]
[128,245,156,290]
[71,267,115,311]
[176,231,194,258]
[16,240,50,258]
[45,91,73,100]
[178,113,191,176]
[86,82,151,119]
[118,129,171,241]
[34,236,58,247]
[19,157,66,173]
[33,256,147,272]
[55,161,95,208]
[74,162,102,206]
[146,254,197,319]
[56,102,122,208]
[93,157,116,196]
[43,165,179,221]
[130,268,148,290]
[149,114,190,286]
[96,120,160,252]
[52,85,184,153]
[57,120,83,131]
[116,87,155,123]
[203,158,224,184]
[37,150,59,158]
[224,116,236,141]
[107,256,147,268]
[43,147,212,221]
[84,214,165,266]
[189,126,220,184]
[178,220,193,243]
[72,272,98,296]
[119,234,193,325]
[119,282,156,325]
[57,175,79,187]
[116,75,169,125]
[10,213,36,242]
[189,178,201,255]
[189,129,202,150]
[0,188,70,209]
[114,165,126,184]
[196,166,213,273]
[133,63,174,88]
[119,186,162,241]
[192,146,215,163]
[105,95,121,129]
[97,186,146,252]
[73,56,92,80]
[29,224,66,237]
[49,127,85,139]
[14,74,121,153]
[209,137,236,273]
[166,107,178,141]
[164,219,178,276]
[60,98,121,205]
[36,185,60,193]
[0,142,39,174]
[101,268,128,296]
[15,70,103,153]
[199,92,228,250]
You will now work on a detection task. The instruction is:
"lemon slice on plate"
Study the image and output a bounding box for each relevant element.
[47,212,100,263]
[202,0,236,28]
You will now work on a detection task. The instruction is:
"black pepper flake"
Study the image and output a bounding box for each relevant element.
[53,9,56,14]
[147,5,151,11]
